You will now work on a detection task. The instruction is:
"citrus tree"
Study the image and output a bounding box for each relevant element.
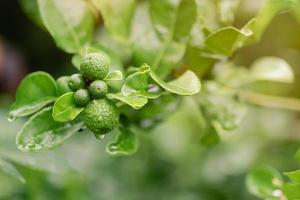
[3,0,300,199]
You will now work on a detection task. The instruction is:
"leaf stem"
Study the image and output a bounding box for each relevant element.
[237,90,300,112]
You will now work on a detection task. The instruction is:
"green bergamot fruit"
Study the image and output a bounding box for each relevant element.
[80,53,110,81]
[74,89,90,106]
[88,80,108,99]
[83,99,119,138]
[68,74,86,91]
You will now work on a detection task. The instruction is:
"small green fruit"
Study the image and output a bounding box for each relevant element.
[80,53,110,81]
[88,80,108,99]
[83,99,119,137]
[74,89,90,106]
[56,76,72,95]
[68,74,86,91]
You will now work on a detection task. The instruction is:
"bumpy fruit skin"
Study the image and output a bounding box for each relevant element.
[56,76,72,95]
[68,74,86,91]
[74,89,90,106]
[83,99,119,137]
[80,53,110,81]
[88,80,108,99]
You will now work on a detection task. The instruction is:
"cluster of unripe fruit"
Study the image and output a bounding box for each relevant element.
[56,52,119,137]
[57,53,110,106]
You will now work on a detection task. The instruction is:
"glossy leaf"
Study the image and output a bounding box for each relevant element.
[19,0,44,28]
[150,0,197,42]
[17,107,83,152]
[246,166,283,198]
[107,93,148,109]
[250,57,294,83]
[150,68,201,95]
[0,158,25,183]
[131,2,186,78]
[104,71,123,81]
[38,0,95,53]
[205,25,252,56]
[282,183,300,199]
[122,65,150,95]
[285,169,300,184]
[9,72,57,119]
[52,92,84,122]
[91,0,136,41]
[106,127,138,157]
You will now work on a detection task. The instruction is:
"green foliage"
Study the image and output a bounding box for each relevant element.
[150,0,197,42]
[0,158,25,183]
[38,0,95,53]
[205,23,253,56]
[246,165,300,199]
[106,127,138,157]
[92,0,136,42]
[149,68,201,96]
[7,1,300,195]
[250,57,295,83]
[52,92,84,122]
[56,76,72,95]
[17,107,83,152]
[9,72,58,120]
[246,166,283,199]
[104,71,123,81]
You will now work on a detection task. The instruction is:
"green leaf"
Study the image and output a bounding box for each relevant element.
[150,68,201,95]
[185,46,219,77]
[91,0,136,42]
[282,183,300,199]
[52,92,84,123]
[107,93,148,109]
[150,0,197,42]
[106,127,138,157]
[205,25,252,56]
[19,0,44,28]
[0,158,25,183]
[122,65,150,95]
[246,0,298,43]
[38,0,95,53]
[9,71,58,120]
[285,169,300,184]
[246,166,283,198]
[17,107,83,152]
[250,57,294,83]
[295,148,300,163]
[104,71,123,81]
[135,91,161,99]
[131,2,186,78]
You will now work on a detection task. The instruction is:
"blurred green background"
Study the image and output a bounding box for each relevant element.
[0,0,300,199]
